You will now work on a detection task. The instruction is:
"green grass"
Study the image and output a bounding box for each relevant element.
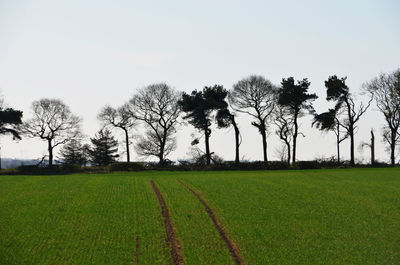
[1,168,400,264]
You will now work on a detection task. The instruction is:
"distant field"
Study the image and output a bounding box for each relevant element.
[1,168,399,264]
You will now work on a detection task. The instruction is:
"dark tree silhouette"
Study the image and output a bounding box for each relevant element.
[273,107,293,164]
[215,106,241,165]
[364,69,400,165]
[98,104,135,162]
[313,108,348,164]
[128,83,180,165]
[178,85,228,165]
[58,138,88,166]
[0,106,23,169]
[230,75,276,162]
[23,99,81,166]
[322,76,372,166]
[88,129,119,166]
[277,77,318,164]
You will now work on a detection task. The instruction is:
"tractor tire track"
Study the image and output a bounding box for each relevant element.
[178,180,246,265]
[150,180,184,265]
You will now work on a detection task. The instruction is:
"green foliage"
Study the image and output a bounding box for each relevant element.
[0,107,23,140]
[88,129,119,166]
[58,139,88,166]
[108,162,146,172]
[178,85,228,131]
[278,77,318,113]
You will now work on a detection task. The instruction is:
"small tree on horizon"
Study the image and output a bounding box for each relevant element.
[58,138,88,166]
[178,85,228,165]
[88,129,119,166]
[229,75,276,162]
[23,98,81,166]
[277,77,318,164]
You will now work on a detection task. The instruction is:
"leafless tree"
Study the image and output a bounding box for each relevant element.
[229,75,276,161]
[128,83,181,165]
[364,69,400,165]
[23,98,81,166]
[273,107,293,164]
[98,104,136,162]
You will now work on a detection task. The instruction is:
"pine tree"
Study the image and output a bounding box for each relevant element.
[88,129,119,166]
[58,139,87,166]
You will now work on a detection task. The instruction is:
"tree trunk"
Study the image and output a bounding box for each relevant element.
[292,111,298,164]
[370,130,375,165]
[48,139,53,166]
[231,116,240,165]
[261,129,268,162]
[390,129,396,165]
[349,128,355,166]
[336,136,340,165]
[286,142,291,165]
[204,127,211,165]
[159,129,167,166]
[124,128,130,162]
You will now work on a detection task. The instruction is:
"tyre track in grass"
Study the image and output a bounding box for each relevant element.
[178,180,246,265]
[150,180,184,265]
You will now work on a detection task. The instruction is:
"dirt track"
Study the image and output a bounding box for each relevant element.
[150,180,184,265]
[178,180,246,265]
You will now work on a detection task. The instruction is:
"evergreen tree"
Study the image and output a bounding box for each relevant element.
[88,129,119,166]
[58,139,88,166]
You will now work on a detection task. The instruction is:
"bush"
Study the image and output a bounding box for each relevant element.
[108,162,146,172]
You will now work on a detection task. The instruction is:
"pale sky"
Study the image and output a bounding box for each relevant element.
[0,0,399,163]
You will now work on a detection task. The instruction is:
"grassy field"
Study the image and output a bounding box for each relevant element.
[1,168,399,264]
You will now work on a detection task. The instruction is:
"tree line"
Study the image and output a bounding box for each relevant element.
[0,69,399,168]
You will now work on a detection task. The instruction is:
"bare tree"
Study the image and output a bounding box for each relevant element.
[273,107,293,164]
[364,69,400,165]
[98,104,135,162]
[23,99,81,166]
[129,83,181,165]
[230,75,276,161]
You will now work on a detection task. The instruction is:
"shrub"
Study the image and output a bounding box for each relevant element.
[108,162,146,172]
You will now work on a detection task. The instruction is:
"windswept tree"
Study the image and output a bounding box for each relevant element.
[98,104,135,162]
[178,85,228,165]
[273,107,293,164]
[277,77,318,163]
[128,83,180,165]
[364,69,400,165]
[230,75,276,161]
[23,99,81,166]
[313,108,348,164]
[0,104,23,169]
[323,76,372,166]
[88,129,119,166]
[215,101,241,165]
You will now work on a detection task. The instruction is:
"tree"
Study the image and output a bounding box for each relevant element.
[23,99,81,166]
[230,75,276,161]
[178,85,228,165]
[58,138,88,166]
[0,105,23,169]
[128,83,180,165]
[364,69,400,165]
[323,76,372,166]
[88,129,119,166]
[313,108,348,164]
[215,104,241,165]
[277,77,318,164]
[98,104,135,162]
[273,107,293,164]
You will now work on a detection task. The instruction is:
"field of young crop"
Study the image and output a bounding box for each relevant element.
[1,168,399,264]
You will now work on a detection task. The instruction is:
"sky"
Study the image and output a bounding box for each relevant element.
[0,0,399,163]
